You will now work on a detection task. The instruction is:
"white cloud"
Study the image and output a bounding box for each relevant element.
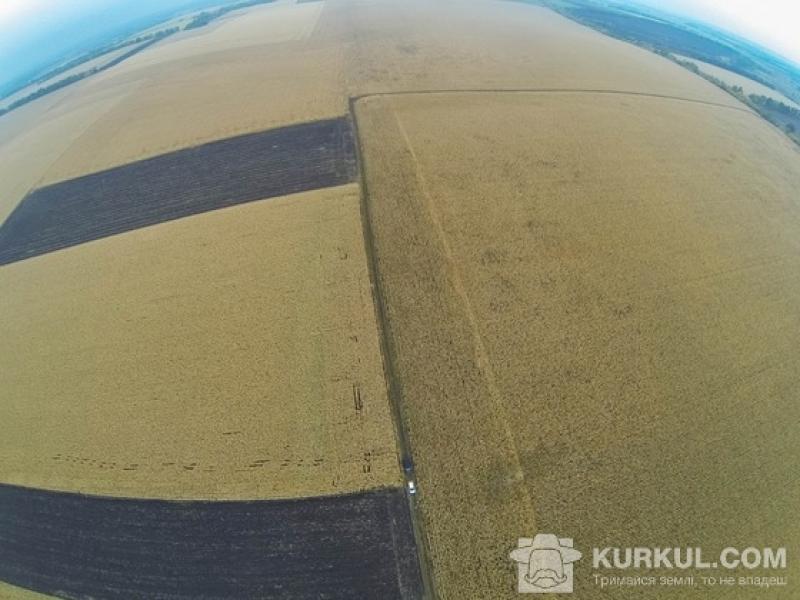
[0,0,41,25]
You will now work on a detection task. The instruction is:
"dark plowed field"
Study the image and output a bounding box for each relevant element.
[0,484,422,599]
[0,117,357,265]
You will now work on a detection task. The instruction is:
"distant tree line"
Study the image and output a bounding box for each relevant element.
[670,56,800,146]
[747,94,800,118]
[748,94,800,135]
[184,0,275,30]
[0,73,85,117]
[28,27,178,89]
[0,31,177,119]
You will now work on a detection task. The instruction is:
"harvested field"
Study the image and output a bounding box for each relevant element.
[0,117,357,265]
[356,91,800,599]
[0,184,401,501]
[0,484,422,599]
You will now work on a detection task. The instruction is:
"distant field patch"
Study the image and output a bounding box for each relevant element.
[0,117,356,265]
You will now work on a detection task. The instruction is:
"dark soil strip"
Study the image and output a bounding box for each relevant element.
[0,117,357,266]
[0,483,422,599]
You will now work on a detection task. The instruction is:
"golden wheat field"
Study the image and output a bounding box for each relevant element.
[336,0,739,105]
[0,582,53,600]
[0,184,401,500]
[356,91,800,598]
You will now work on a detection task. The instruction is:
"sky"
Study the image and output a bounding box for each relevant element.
[636,0,800,66]
[1,0,799,93]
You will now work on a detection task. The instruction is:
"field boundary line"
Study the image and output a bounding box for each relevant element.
[351,87,755,114]
[348,97,438,600]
